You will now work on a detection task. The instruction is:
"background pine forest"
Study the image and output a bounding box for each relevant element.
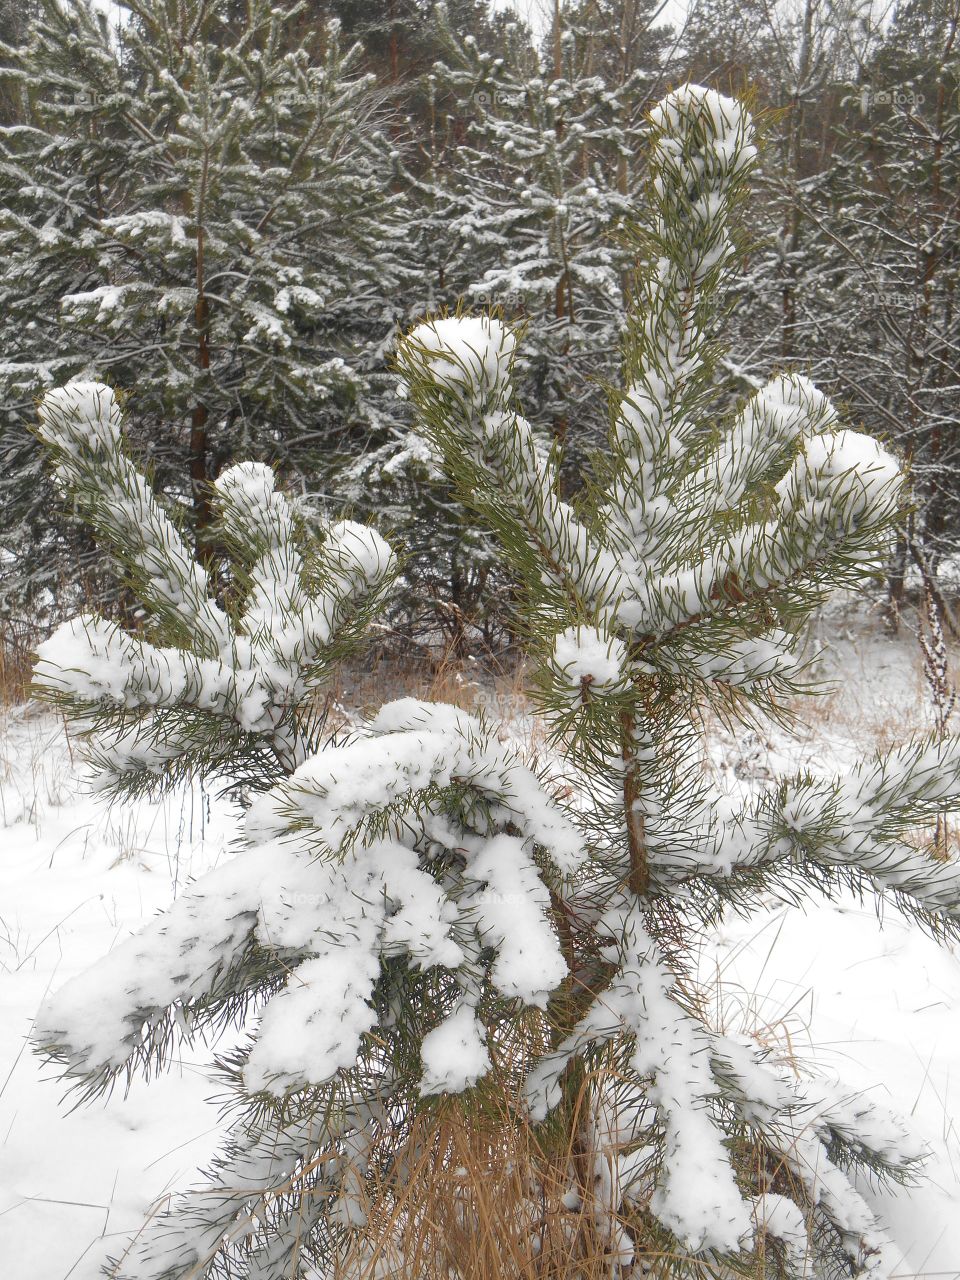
[0,0,956,668]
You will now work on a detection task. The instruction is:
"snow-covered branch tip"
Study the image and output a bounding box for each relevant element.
[398,314,517,416]
[32,381,396,786]
[36,381,229,652]
[34,698,585,1105]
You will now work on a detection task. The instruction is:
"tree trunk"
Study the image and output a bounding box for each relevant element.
[191,214,213,564]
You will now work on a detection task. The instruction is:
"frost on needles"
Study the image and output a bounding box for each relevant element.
[27,85,960,1280]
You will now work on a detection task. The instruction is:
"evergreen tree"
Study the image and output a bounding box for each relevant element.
[560,0,674,92]
[827,0,960,618]
[683,0,781,96]
[434,18,648,446]
[344,4,662,648]
[735,0,960,621]
[29,84,960,1280]
[332,14,526,653]
[300,0,512,86]
[397,84,960,1275]
[0,0,406,610]
[0,0,35,121]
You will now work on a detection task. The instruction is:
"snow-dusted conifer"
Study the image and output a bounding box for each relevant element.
[0,0,406,604]
[435,21,647,443]
[396,84,960,1276]
[345,11,658,644]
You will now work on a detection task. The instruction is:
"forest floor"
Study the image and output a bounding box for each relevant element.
[1,594,959,1279]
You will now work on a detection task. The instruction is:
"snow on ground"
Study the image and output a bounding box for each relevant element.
[701,597,960,1278]
[1,597,959,1277]
[0,709,238,1279]
[704,895,960,1278]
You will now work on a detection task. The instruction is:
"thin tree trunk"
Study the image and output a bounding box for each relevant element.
[620,709,649,898]
[780,0,815,362]
[190,289,212,560]
[191,152,213,563]
[389,0,400,83]
[885,524,909,633]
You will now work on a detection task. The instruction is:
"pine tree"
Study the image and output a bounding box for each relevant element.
[345,4,663,648]
[333,15,525,653]
[433,19,648,448]
[397,84,960,1275]
[683,0,782,96]
[560,0,674,92]
[29,84,960,1280]
[0,0,34,121]
[0,0,407,610]
[825,1,960,620]
[681,0,960,626]
[299,0,511,86]
[727,0,960,624]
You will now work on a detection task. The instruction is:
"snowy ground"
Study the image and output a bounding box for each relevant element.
[702,600,960,1279]
[1,601,959,1278]
[0,714,237,1278]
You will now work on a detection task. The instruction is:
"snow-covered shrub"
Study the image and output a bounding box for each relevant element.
[28,84,960,1280]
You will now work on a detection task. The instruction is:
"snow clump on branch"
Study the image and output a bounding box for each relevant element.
[401,315,516,407]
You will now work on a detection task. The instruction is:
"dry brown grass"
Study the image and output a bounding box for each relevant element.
[331,642,518,710]
[327,1045,825,1280]
[329,643,551,757]
[0,617,39,704]
[331,1066,694,1280]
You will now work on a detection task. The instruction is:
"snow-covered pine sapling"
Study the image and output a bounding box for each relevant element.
[29,383,587,1277]
[398,85,960,1278]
